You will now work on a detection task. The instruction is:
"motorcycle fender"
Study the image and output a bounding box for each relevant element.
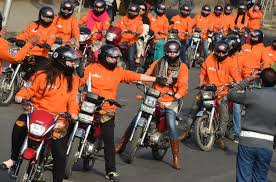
[22,148,36,160]
[75,128,86,138]
[196,111,208,117]
[137,117,147,127]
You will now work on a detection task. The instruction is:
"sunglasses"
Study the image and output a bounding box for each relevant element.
[61,7,73,11]
[216,50,227,54]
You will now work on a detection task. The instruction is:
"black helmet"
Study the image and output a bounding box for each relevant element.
[0,12,3,31]
[98,44,122,70]
[156,3,166,16]
[224,4,233,15]
[127,4,140,19]
[93,0,106,15]
[214,41,230,62]
[201,4,211,17]
[225,35,242,56]
[60,0,74,19]
[38,6,54,27]
[247,0,255,9]
[214,4,223,16]
[238,3,247,14]
[250,29,264,45]
[179,4,191,17]
[164,40,181,63]
[52,46,82,75]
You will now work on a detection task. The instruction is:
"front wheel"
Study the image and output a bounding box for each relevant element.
[16,159,30,182]
[122,126,143,164]
[0,72,16,106]
[64,137,81,179]
[194,115,215,151]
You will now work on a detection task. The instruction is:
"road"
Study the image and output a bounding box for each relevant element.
[0,68,275,182]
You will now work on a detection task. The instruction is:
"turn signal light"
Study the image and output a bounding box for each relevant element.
[135,94,143,100]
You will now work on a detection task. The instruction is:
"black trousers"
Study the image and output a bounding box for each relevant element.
[100,117,116,174]
[11,114,67,182]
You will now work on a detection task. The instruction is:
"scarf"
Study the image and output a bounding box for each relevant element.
[86,10,109,31]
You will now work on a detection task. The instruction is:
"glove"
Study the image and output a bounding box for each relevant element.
[15,40,26,47]
[37,43,51,49]
[156,77,167,86]
[7,37,17,43]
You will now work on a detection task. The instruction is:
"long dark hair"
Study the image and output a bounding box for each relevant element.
[33,57,73,96]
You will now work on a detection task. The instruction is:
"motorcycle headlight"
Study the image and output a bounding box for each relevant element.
[106,32,116,42]
[29,123,46,137]
[80,34,90,42]
[202,91,214,100]
[193,32,200,38]
[81,101,96,113]
[144,96,157,107]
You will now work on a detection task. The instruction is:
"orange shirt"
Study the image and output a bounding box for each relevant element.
[240,43,266,78]
[54,15,80,43]
[80,63,142,111]
[192,14,213,39]
[232,13,249,31]
[148,13,169,40]
[247,8,263,30]
[200,54,241,95]
[16,22,57,57]
[0,37,33,64]
[145,61,188,102]
[222,13,235,34]
[263,46,276,68]
[16,72,79,117]
[210,13,225,32]
[114,16,143,45]
[170,15,192,41]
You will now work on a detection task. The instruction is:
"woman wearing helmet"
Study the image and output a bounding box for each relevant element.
[247,3,263,31]
[79,0,110,42]
[263,39,276,68]
[148,2,169,60]
[54,0,80,48]
[223,4,235,35]
[15,6,57,58]
[170,4,193,63]
[114,3,143,71]
[211,4,224,38]
[116,40,189,170]
[233,3,249,44]
[0,46,81,182]
[80,44,165,181]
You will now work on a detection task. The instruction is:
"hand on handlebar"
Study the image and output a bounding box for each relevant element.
[156,77,167,86]
[37,43,51,50]
[15,96,23,103]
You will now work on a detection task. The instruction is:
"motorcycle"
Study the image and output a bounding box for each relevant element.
[64,89,122,179]
[193,84,231,151]
[122,82,183,164]
[185,28,203,69]
[12,100,71,182]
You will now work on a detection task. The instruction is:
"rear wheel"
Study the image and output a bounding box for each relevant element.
[194,115,215,151]
[16,159,30,182]
[0,72,16,106]
[122,126,143,164]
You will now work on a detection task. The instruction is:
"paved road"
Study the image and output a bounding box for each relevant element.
[0,68,275,182]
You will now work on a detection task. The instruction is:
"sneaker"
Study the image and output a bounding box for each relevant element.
[233,136,239,144]
[106,172,119,182]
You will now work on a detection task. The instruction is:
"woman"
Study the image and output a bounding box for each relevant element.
[80,44,164,181]
[0,46,81,182]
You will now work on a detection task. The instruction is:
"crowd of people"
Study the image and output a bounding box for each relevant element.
[0,0,275,182]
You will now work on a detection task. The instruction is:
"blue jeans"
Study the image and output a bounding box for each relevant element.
[236,145,273,182]
[201,40,209,59]
[232,103,241,136]
[128,108,178,140]
[127,44,137,71]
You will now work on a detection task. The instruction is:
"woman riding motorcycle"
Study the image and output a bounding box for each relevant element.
[80,44,164,181]
[115,40,189,170]
[0,46,81,182]
[15,6,57,58]
[54,0,80,48]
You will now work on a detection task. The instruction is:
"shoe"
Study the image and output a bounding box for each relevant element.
[178,129,190,141]
[233,136,239,144]
[0,159,15,171]
[106,172,119,182]
[115,130,130,154]
[215,138,225,150]
[170,140,181,170]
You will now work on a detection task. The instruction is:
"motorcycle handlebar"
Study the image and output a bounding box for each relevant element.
[106,99,122,108]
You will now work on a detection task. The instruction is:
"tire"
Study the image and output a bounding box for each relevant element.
[16,159,30,182]
[194,115,215,151]
[186,47,194,69]
[83,138,103,171]
[0,72,16,106]
[64,137,81,179]
[151,146,169,161]
[123,126,143,164]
